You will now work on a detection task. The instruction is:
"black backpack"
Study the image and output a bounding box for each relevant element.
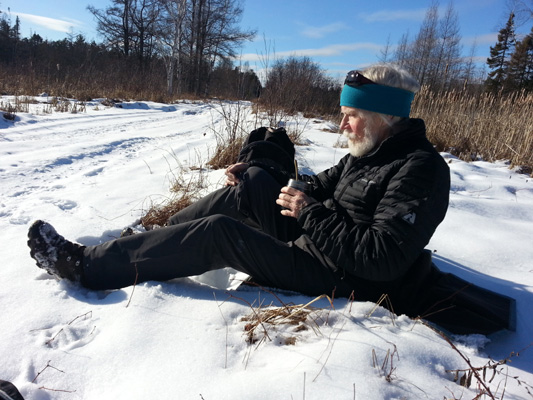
[237,127,295,185]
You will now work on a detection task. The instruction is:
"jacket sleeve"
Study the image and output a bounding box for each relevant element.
[297,152,450,282]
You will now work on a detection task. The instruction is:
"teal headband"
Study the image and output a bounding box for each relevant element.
[340,83,414,118]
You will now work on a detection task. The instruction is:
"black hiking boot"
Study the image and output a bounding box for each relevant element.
[27,220,86,283]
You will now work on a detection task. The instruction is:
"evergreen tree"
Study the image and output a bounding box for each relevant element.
[507,25,533,91]
[486,12,516,92]
[11,15,20,41]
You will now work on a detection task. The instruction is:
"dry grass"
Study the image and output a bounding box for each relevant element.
[207,136,246,170]
[236,293,333,346]
[140,194,195,230]
[207,100,254,169]
[0,64,171,103]
[141,162,208,229]
[412,87,533,171]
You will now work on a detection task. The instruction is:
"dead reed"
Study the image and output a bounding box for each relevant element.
[233,292,333,346]
[412,87,533,171]
[141,163,208,229]
[207,100,253,169]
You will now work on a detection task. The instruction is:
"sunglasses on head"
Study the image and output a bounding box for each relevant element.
[344,70,376,87]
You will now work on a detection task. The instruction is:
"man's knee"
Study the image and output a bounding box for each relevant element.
[202,214,239,230]
[244,166,278,184]
[241,166,282,200]
[166,186,236,226]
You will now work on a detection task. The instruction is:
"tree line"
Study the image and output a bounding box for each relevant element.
[0,0,262,101]
[87,0,258,96]
[381,1,532,94]
[0,0,532,112]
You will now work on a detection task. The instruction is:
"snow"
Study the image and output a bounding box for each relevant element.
[1,98,532,400]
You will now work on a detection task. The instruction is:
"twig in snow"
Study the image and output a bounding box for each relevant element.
[365,293,396,325]
[372,345,399,382]
[143,160,153,174]
[45,311,93,346]
[45,329,64,346]
[67,311,92,325]
[227,292,272,343]
[126,263,139,308]
[38,386,76,393]
[32,360,65,383]
[313,315,346,382]
[423,322,496,398]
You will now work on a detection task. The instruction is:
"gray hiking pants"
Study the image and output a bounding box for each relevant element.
[82,167,353,296]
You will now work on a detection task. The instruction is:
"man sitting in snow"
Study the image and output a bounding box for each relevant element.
[27,64,514,335]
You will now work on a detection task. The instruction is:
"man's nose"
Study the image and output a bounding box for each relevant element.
[340,116,348,130]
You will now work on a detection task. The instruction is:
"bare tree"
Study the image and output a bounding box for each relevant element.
[392,1,462,90]
[261,56,339,122]
[461,39,479,88]
[393,31,410,68]
[409,1,439,86]
[157,0,188,96]
[378,34,393,63]
[182,0,255,95]
[88,0,256,97]
[431,1,462,90]
[88,0,135,56]
[88,0,160,66]
[130,0,161,66]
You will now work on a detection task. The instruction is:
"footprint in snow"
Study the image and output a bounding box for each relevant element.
[84,167,105,177]
[40,197,78,211]
[53,199,78,211]
[0,206,13,218]
[9,215,30,225]
[35,311,98,351]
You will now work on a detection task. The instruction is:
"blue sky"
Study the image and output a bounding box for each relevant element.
[2,0,530,80]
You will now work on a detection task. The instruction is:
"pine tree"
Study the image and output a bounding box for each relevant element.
[485,12,516,92]
[507,25,533,92]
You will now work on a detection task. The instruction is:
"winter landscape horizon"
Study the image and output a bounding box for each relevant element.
[0,97,532,400]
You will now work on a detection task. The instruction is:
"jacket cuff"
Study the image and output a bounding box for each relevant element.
[297,201,324,226]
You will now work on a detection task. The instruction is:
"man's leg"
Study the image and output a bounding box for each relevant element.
[167,167,303,242]
[166,185,243,225]
[82,214,350,296]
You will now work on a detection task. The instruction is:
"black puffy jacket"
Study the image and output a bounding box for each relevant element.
[298,118,450,283]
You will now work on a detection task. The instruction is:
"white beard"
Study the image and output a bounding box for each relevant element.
[343,125,381,157]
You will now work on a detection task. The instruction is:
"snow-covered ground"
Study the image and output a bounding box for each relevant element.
[1,98,532,400]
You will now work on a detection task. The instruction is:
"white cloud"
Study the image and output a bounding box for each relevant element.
[239,42,382,62]
[10,11,82,33]
[359,9,427,22]
[463,33,498,46]
[300,22,349,39]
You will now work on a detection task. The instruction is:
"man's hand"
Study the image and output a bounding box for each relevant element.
[276,186,316,218]
[225,162,250,186]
